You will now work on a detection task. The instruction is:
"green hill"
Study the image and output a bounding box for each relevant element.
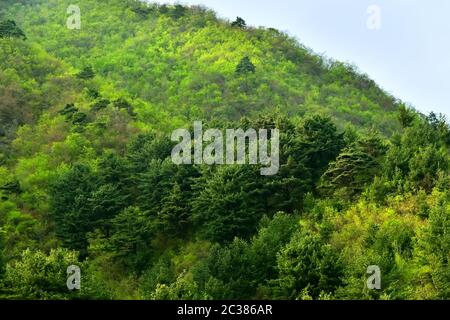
[0,0,449,300]
[1,0,402,131]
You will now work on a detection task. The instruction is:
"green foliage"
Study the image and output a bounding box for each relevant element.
[2,248,79,299]
[130,1,156,17]
[382,115,450,195]
[113,98,135,116]
[151,272,207,300]
[171,4,187,19]
[416,192,450,299]
[159,183,190,236]
[0,0,449,301]
[191,165,266,242]
[0,20,26,40]
[272,232,343,299]
[77,66,95,80]
[91,99,110,112]
[109,207,153,270]
[50,164,98,253]
[321,131,387,198]
[59,103,79,117]
[231,17,247,29]
[137,158,198,239]
[140,254,175,298]
[398,105,415,128]
[236,56,256,74]
[200,213,298,299]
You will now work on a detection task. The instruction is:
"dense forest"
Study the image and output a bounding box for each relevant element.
[0,0,449,300]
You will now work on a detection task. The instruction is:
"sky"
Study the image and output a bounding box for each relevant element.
[155,0,450,118]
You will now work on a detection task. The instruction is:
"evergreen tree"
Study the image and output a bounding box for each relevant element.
[407,145,449,192]
[137,159,179,218]
[58,103,78,117]
[265,156,312,213]
[384,116,450,192]
[158,183,190,236]
[159,4,169,14]
[292,116,345,187]
[88,183,128,234]
[127,133,174,173]
[77,66,95,80]
[110,206,153,269]
[130,2,155,17]
[398,105,415,128]
[0,179,21,197]
[171,4,186,19]
[426,112,450,146]
[191,165,266,242]
[114,98,135,116]
[236,56,256,74]
[231,17,247,29]
[71,112,88,126]
[86,88,100,99]
[137,159,198,238]
[50,164,98,253]
[0,20,26,40]
[321,132,387,198]
[91,99,110,112]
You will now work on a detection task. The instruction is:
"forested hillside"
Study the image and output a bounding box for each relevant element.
[0,0,449,300]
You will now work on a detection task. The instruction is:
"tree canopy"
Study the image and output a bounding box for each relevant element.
[0,0,448,301]
[0,20,26,40]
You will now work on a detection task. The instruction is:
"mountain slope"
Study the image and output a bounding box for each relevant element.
[0,0,449,301]
[1,0,401,133]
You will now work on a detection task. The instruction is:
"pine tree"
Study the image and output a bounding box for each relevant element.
[265,156,311,213]
[293,116,345,185]
[77,66,95,80]
[231,17,246,29]
[171,4,186,19]
[71,112,88,126]
[0,179,21,196]
[158,183,189,236]
[91,99,110,112]
[127,133,174,173]
[137,159,178,217]
[398,105,415,128]
[236,56,256,74]
[86,88,100,99]
[130,3,155,17]
[50,164,98,253]
[110,207,152,259]
[321,132,386,198]
[59,103,78,117]
[191,165,266,242]
[0,20,26,40]
[114,98,135,116]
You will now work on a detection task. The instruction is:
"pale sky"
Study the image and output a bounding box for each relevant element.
[154,0,450,118]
